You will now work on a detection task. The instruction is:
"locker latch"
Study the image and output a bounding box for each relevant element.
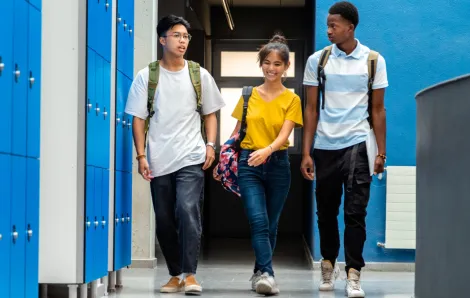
[95,103,100,116]
[0,56,4,75]
[103,106,108,119]
[14,64,20,82]
[12,225,18,244]
[29,71,35,88]
[105,0,109,11]
[27,224,33,242]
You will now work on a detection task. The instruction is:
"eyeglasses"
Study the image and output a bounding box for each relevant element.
[162,32,192,42]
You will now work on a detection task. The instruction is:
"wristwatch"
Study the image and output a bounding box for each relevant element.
[206,142,216,150]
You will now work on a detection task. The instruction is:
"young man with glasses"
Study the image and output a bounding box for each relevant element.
[125,15,225,295]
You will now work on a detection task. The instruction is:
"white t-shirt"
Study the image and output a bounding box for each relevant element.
[125,61,225,177]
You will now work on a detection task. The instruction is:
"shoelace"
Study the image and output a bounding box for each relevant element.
[321,267,333,282]
[348,278,361,291]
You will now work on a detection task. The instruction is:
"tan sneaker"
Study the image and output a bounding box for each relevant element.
[160,276,184,293]
[184,275,202,295]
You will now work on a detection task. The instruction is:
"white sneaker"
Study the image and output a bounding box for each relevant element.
[319,259,340,291]
[255,272,280,295]
[250,270,262,291]
[345,269,365,297]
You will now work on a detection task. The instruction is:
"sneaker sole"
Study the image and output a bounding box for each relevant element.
[160,287,183,293]
[345,289,365,297]
[256,283,279,296]
[185,285,202,296]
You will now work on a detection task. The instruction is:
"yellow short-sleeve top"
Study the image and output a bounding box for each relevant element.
[231,88,303,150]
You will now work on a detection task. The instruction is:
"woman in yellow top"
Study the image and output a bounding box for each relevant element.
[230,34,303,295]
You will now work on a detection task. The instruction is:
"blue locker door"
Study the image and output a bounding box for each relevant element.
[102,60,111,170]
[113,171,122,270]
[115,71,123,171]
[115,15,124,74]
[94,55,104,168]
[86,0,97,53]
[85,165,95,283]
[10,156,26,298]
[123,77,133,173]
[27,0,41,11]
[11,0,29,157]
[124,171,132,266]
[100,169,109,276]
[27,5,41,159]
[0,0,14,154]
[86,49,96,167]
[124,0,134,80]
[25,157,39,298]
[101,0,112,62]
[93,167,103,279]
[0,154,12,298]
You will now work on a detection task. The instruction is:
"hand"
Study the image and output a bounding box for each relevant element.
[202,146,216,170]
[300,155,315,180]
[248,147,271,167]
[138,158,152,182]
[374,156,385,175]
[212,166,222,181]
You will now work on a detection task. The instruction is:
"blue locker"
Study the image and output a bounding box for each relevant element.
[85,165,95,283]
[116,16,124,75]
[100,169,110,276]
[124,0,134,79]
[124,171,132,266]
[93,167,103,279]
[94,55,103,168]
[113,171,123,269]
[27,5,41,159]
[0,0,14,154]
[10,156,27,298]
[25,157,39,298]
[11,0,29,157]
[102,60,111,169]
[86,48,96,167]
[0,154,12,298]
[27,0,41,11]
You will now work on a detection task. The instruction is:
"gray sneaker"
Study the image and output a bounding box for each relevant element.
[255,272,280,295]
[319,259,340,291]
[345,269,365,297]
[250,270,262,291]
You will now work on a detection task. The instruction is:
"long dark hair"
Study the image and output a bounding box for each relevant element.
[258,34,290,66]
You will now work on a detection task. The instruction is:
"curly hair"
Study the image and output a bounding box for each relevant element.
[329,1,359,29]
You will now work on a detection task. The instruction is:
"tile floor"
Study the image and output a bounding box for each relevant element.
[107,238,415,298]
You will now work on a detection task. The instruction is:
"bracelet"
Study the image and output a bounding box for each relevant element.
[377,154,386,160]
[136,154,146,161]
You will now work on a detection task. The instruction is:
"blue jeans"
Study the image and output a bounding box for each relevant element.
[238,149,291,276]
[150,164,204,276]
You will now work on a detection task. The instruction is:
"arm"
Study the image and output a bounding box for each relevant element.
[247,120,296,167]
[231,121,241,137]
[371,88,386,174]
[300,86,319,180]
[302,86,319,157]
[202,113,217,170]
[132,116,152,181]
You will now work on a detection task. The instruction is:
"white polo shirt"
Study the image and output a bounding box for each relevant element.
[303,39,389,150]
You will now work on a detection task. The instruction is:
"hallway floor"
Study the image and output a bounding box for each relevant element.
[108,238,415,298]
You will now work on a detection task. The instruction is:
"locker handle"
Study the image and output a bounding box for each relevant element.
[102,220,106,226]
[29,71,35,87]
[116,117,121,123]
[103,107,108,119]
[129,28,133,36]
[14,64,20,82]
[94,220,99,227]
[126,217,131,223]
[87,102,92,112]
[86,216,91,228]
[105,0,109,10]
[0,56,4,74]
[27,229,33,239]
[12,232,18,240]
[95,103,100,115]
[0,234,2,241]
[122,120,127,127]
[121,217,125,223]
[115,215,119,224]
[123,22,128,31]
[117,15,122,23]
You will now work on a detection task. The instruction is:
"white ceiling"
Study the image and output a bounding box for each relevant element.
[207,0,304,7]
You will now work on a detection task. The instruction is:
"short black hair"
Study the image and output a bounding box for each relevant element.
[156,15,191,37]
[329,1,359,29]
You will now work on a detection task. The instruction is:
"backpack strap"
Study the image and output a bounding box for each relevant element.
[187,60,206,142]
[367,50,379,127]
[317,46,332,112]
[144,61,160,146]
[236,86,253,149]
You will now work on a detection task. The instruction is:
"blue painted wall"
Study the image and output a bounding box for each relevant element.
[306,0,470,263]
